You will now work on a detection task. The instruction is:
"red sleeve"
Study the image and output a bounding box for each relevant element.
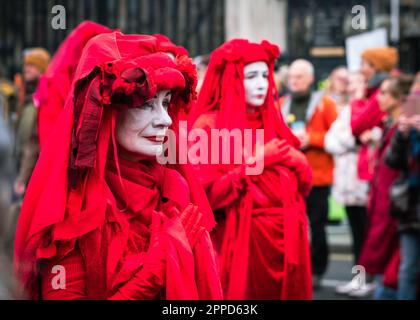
[41,247,164,300]
[205,166,247,210]
[350,92,385,137]
[275,143,313,196]
[108,266,164,300]
[41,248,87,300]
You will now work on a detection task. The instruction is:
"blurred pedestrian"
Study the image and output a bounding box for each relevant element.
[362,74,414,299]
[385,74,419,300]
[0,64,18,127]
[14,47,50,197]
[280,59,338,289]
[3,48,50,259]
[326,66,349,110]
[325,71,374,297]
[275,65,290,97]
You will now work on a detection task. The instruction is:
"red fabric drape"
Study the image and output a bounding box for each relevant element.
[190,39,312,300]
[14,31,222,300]
[34,21,113,149]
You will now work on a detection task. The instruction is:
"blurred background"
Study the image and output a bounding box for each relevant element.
[1,0,419,80]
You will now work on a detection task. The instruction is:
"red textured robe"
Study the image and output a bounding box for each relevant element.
[40,155,222,299]
[14,32,222,300]
[190,39,313,300]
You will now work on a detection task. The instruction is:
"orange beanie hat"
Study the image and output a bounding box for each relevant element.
[23,47,50,73]
[361,47,398,72]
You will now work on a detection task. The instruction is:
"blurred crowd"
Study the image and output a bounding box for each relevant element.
[270,47,419,299]
[0,24,419,300]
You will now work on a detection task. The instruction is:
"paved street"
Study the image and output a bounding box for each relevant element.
[0,252,12,299]
[313,223,373,300]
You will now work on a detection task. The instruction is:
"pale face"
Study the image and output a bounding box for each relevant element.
[378,79,398,113]
[347,73,366,96]
[115,90,173,159]
[330,68,349,94]
[243,61,269,107]
[23,64,42,82]
[361,59,376,82]
[287,64,314,94]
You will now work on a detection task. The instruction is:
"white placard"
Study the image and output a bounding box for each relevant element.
[345,28,388,72]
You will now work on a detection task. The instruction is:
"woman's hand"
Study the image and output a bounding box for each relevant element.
[143,211,166,274]
[170,204,206,249]
[359,129,372,145]
[250,138,289,168]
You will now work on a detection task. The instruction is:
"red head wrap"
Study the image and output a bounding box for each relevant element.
[192,39,298,147]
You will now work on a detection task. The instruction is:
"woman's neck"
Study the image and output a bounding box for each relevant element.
[115,145,155,164]
[246,104,260,114]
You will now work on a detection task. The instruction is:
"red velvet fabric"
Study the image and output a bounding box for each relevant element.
[350,87,386,182]
[34,21,113,150]
[14,31,222,300]
[190,39,312,300]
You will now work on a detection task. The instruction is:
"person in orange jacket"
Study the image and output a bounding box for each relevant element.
[279,59,337,289]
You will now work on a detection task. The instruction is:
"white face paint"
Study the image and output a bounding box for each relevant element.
[115,90,172,159]
[243,61,269,107]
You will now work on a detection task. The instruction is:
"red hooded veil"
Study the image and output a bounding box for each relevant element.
[14,31,222,300]
[34,21,113,149]
[190,39,312,299]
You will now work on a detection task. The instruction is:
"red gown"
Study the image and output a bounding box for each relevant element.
[14,31,222,300]
[40,156,221,299]
[190,39,312,300]
[193,109,312,300]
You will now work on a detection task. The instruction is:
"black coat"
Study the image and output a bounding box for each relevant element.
[385,129,420,233]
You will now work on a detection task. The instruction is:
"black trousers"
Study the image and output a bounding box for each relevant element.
[345,205,367,265]
[306,186,331,276]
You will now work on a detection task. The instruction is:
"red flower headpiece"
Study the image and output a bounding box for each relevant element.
[210,38,280,69]
[69,34,198,183]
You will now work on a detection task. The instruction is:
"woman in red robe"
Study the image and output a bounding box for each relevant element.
[13,31,222,300]
[189,39,313,299]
